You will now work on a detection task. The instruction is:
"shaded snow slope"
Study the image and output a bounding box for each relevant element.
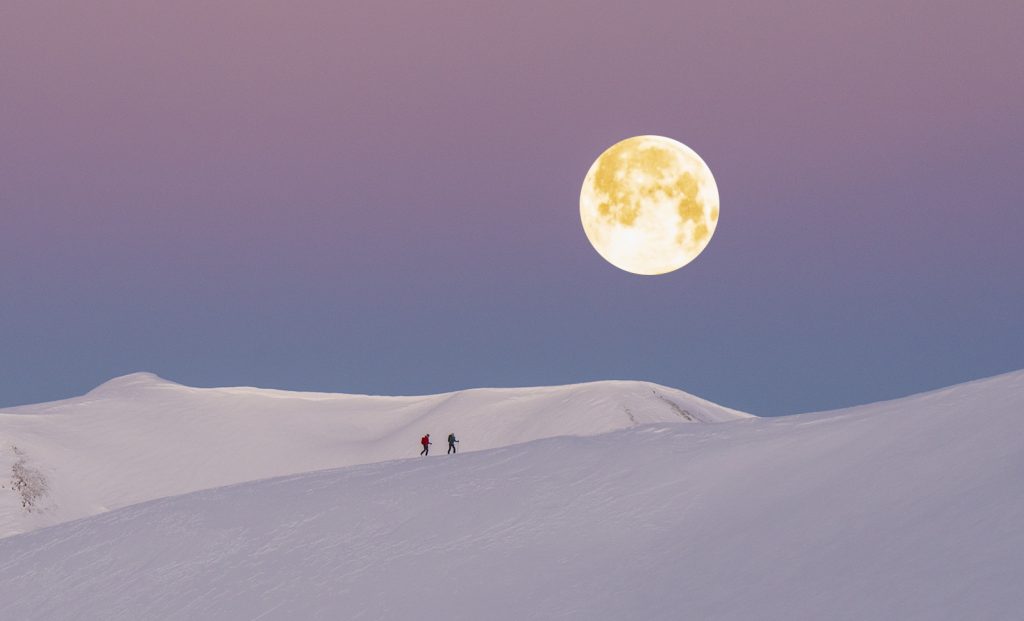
[0,373,749,536]
[1,370,1021,620]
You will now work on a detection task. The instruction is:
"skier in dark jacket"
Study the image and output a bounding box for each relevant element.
[448,432,459,454]
[420,434,431,456]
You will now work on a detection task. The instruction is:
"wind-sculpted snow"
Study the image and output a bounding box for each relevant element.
[0,373,749,536]
[0,370,1022,620]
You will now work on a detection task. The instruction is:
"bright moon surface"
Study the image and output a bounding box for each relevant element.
[580,135,719,275]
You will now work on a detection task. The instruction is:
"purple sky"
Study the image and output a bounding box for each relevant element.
[2,2,1022,415]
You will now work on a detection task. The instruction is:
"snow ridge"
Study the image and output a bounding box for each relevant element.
[0,373,749,537]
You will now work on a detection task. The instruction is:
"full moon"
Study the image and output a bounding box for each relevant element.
[580,135,719,275]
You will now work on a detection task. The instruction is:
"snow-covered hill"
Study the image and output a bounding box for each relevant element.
[1,370,1022,620]
[0,372,749,537]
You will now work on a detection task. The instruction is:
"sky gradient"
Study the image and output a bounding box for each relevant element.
[2,1,1022,415]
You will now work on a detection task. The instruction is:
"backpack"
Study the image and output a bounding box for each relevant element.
[448,434,455,443]
[421,435,429,446]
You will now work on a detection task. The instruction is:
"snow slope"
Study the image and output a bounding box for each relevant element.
[0,372,749,537]
[1,370,1022,620]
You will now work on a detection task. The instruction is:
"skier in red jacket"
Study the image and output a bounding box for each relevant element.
[420,434,431,456]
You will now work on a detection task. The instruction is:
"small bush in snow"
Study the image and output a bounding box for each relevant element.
[9,446,48,512]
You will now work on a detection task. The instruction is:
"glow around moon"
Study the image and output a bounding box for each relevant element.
[580,135,719,275]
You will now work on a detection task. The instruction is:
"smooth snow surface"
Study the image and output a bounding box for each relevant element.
[0,373,748,537]
[1,371,1022,620]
